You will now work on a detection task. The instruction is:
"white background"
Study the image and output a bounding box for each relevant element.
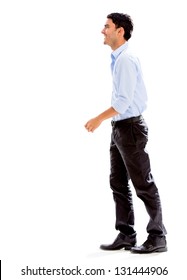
[0,0,186,279]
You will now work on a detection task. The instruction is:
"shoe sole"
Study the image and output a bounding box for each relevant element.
[100,244,136,251]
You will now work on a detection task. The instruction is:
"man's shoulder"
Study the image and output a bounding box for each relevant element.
[119,48,138,64]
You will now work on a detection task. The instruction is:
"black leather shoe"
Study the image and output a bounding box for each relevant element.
[131,235,167,254]
[100,233,136,251]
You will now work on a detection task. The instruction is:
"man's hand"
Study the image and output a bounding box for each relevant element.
[84,107,118,133]
[84,117,102,132]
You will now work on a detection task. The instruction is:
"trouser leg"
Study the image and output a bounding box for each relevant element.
[110,139,136,236]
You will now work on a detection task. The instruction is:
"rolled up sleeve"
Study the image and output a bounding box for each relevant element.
[111,55,137,114]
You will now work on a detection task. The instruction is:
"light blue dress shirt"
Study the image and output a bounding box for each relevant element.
[111,42,148,121]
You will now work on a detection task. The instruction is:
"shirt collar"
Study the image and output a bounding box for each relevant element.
[111,42,129,61]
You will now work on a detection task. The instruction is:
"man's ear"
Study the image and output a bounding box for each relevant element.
[119,27,125,37]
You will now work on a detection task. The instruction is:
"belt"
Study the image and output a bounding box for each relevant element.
[111,115,143,127]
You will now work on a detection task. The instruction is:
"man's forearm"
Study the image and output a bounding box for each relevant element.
[96,107,119,122]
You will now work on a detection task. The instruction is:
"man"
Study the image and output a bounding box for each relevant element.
[84,13,167,253]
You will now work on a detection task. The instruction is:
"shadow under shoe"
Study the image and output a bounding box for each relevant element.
[100,233,137,251]
[131,235,167,254]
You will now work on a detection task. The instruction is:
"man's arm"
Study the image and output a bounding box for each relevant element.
[84,107,119,132]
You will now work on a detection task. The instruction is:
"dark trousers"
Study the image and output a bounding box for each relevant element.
[110,116,167,237]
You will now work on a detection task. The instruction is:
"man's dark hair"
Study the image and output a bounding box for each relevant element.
[107,13,133,40]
